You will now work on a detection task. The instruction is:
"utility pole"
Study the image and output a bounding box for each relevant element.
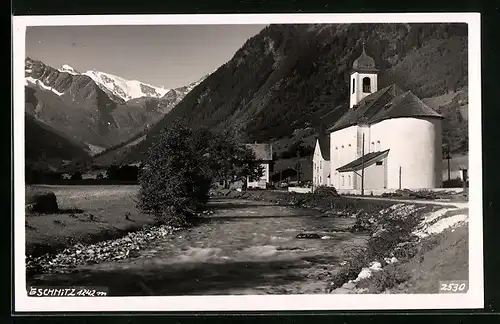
[296,148,301,184]
[399,166,402,190]
[361,133,365,196]
[443,143,451,182]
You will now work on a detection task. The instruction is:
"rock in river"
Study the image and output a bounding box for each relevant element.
[296,233,321,239]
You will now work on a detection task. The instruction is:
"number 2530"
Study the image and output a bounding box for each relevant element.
[439,280,469,293]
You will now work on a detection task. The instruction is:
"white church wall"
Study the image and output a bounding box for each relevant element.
[370,117,442,189]
[330,125,358,189]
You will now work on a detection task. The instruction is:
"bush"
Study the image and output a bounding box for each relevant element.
[137,122,212,226]
[70,171,83,180]
[314,186,339,196]
[364,264,411,293]
[26,190,59,214]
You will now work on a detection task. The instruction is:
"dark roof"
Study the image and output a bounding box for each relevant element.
[352,46,379,73]
[337,149,390,172]
[328,84,443,132]
[245,143,273,161]
[316,133,330,160]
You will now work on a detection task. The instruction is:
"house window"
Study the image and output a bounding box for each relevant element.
[363,77,371,93]
[376,161,383,166]
[348,175,351,187]
[352,78,355,94]
[342,176,345,186]
[371,142,375,152]
[376,141,381,151]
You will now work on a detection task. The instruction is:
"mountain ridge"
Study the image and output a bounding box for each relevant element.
[94,23,468,167]
[25,58,207,150]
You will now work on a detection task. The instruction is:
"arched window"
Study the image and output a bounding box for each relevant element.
[363,77,371,93]
[376,141,381,151]
[348,175,351,187]
[352,78,355,94]
[371,142,375,152]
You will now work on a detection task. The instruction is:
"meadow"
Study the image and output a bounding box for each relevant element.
[25,185,155,257]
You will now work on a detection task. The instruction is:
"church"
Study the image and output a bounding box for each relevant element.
[313,46,444,192]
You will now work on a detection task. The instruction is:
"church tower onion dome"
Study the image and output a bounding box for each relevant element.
[352,45,378,73]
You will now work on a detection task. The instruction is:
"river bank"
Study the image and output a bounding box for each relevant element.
[26,187,468,295]
[25,185,154,259]
[212,189,469,294]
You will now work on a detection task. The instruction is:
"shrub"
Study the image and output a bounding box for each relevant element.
[137,122,212,226]
[364,264,411,293]
[314,186,339,196]
[26,190,59,214]
[70,171,83,180]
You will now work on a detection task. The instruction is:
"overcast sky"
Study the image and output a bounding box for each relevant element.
[26,25,266,89]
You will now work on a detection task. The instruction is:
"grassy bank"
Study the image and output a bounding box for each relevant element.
[359,223,469,294]
[25,185,155,258]
[213,189,396,215]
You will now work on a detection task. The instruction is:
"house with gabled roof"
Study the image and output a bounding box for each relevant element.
[318,45,444,192]
[245,143,273,189]
[312,133,331,188]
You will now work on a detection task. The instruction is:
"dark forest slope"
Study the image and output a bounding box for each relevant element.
[95,23,468,166]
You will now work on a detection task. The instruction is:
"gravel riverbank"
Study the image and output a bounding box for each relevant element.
[26,224,182,276]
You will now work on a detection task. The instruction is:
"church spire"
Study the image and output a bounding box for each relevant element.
[349,42,379,108]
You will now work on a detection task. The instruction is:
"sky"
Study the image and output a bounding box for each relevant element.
[26,25,266,89]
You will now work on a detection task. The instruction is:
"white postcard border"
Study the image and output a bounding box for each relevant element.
[12,12,483,312]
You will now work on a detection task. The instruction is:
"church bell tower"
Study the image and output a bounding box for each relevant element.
[350,44,379,108]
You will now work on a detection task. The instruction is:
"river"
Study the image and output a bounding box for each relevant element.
[28,198,369,296]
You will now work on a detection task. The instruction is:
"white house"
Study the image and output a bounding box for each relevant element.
[246,143,273,189]
[312,134,331,188]
[320,45,444,191]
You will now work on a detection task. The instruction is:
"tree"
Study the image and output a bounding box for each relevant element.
[137,121,213,225]
[106,165,120,180]
[70,171,83,180]
[192,128,264,188]
[138,121,264,225]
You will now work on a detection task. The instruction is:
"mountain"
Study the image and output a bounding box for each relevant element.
[95,23,469,167]
[25,57,206,150]
[25,113,91,171]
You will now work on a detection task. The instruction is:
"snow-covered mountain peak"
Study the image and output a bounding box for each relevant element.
[59,64,78,75]
[82,69,170,101]
[24,58,206,103]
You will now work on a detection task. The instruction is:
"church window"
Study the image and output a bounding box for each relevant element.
[352,78,355,94]
[363,77,371,93]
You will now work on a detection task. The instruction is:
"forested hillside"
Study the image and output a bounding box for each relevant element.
[95,23,468,166]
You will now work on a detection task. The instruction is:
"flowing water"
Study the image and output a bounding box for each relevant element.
[28,198,369,295]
